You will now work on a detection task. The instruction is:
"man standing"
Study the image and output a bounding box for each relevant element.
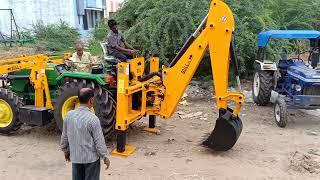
[106,19,140,61]
[60,88,110,180]
[69,44,94,73]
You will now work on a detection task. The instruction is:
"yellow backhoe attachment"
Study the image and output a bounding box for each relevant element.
[0,54,71,109]
[113,0,245,156]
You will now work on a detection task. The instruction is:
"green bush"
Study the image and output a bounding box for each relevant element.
[88,21,109,57]
[93,21,109,41]
[88,40,103,56]
[115,0,209,65]
[32,21,80,52]
[18,30,35,44]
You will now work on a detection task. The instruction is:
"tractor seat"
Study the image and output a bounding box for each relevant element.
[278,59,294,69]
[280,52,288,60]
[310,52,320,69]
[278,59,294,75]
[100,42,121,66]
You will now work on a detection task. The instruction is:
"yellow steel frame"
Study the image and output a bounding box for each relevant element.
[115,0,244,132]
[149,57,160,73]
[0,54,71,109]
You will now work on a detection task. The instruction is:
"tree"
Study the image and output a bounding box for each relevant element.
[269,0,318,30]
[115,0,320,77]
[115,0,209,65]
[226,0,275,75]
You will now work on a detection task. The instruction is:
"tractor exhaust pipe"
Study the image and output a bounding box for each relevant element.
[202,108,243,151]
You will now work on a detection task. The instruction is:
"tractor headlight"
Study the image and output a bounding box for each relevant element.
[295,85,302,92]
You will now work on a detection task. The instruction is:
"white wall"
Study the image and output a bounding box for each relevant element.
[0,0,78,35]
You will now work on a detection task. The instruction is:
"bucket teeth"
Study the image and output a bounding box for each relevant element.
[202,108,243,151]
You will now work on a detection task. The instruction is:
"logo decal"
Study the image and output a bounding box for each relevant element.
[181,55,193,74]
[221,16,227,22]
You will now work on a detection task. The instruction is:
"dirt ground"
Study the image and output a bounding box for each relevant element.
[0,47,37,59]
[1,95,320,180]
[1,49,320,179]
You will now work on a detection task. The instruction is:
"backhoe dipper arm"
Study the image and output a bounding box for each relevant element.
[157,0,244,151]
[160,0,244,118]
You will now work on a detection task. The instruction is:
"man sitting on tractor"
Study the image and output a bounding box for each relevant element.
[106,19,140,61]
[68,44,94,73]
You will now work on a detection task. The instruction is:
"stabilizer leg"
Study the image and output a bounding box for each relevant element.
[112,130,136,157]
[149,115,156,128]
[143,115,160,134]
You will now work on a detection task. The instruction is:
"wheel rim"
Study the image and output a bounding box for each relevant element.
[275,103,281,123]
[61,96,94,120]
[0,99,14,128]
[253,72,260,97]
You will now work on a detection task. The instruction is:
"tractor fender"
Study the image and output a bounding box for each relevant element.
[56,72,107,86]
[255,60,277,71]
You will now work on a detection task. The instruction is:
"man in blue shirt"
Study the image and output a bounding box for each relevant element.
[106,19,140,61]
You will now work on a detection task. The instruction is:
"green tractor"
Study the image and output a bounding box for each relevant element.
[0,53,117,137]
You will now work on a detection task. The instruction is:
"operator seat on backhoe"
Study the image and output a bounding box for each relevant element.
[100,42,121,65]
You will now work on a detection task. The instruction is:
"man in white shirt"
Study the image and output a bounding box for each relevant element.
[69,44,93,73]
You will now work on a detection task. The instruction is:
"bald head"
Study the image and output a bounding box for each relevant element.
[75,43,84,57]
[78,88,94,104]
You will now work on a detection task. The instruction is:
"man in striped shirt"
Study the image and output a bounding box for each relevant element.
[60,88,110,180]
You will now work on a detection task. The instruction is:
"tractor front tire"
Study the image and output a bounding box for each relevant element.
[54,80,116,138]
[274,97,287,128]
[252,69,274,106]
[0,88,23,134]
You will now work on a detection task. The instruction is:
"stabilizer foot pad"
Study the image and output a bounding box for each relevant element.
[143,127,160,134]
[112,145,136,157]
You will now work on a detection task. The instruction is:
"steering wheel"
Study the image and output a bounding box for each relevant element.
[56,64,71,73]
[290,57,304,62]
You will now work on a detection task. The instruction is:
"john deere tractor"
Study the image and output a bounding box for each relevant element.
[0,54,117,137]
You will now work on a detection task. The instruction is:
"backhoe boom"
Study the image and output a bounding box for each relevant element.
[160,1,244,117]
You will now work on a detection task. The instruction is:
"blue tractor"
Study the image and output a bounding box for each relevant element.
[252,30,320,127]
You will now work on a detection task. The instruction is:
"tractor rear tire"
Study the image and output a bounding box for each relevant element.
[252,69,274,106]
[274,97,287,128]
[54,79,116,138]
[0,88,23,134]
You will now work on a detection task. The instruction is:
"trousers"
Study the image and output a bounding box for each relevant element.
[72,159,100,180]
[110,50,134,61]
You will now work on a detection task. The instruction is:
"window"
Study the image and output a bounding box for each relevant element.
[83,14,88,30]
[100,11,104,20]
[91,10,94,28]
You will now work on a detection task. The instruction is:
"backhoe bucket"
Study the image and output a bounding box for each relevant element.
[202,109,243,151]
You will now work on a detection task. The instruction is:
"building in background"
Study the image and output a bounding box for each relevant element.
[106,0,124,19]
[0,0,106,37]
